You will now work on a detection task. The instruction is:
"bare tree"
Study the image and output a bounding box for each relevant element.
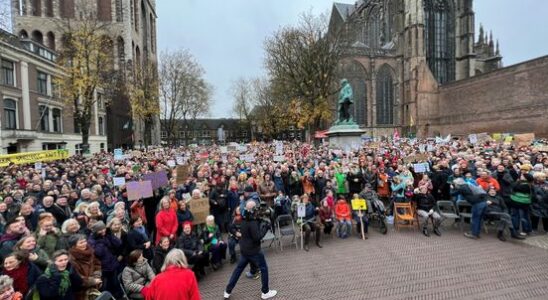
[264,12,342,140]
[159,49,211,146]
[0,0,11,33]
[231,77,256,140]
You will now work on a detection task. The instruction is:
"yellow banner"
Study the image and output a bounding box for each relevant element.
[351,199,367,211]
[0,150,69,167]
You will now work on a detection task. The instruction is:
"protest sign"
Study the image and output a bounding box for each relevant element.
[426,144,435,152]
[113,177,126,187]
[413,163,430,173]
[143,171,169,190]
[419,144,426,153]
[176,156,186,165]
[514,133,535,147]
[131,150,142,158]
[34,162,42,170]
[468,134,478,144]
[166,160,176,168]
[297,204,306,218]
[126,181,153,200]
[114,149,124,160]
[176,165,191,185]
[275,141,283,155]
[534,145,548,152]
[273,155,285,162]
[188,197,210,225]
[241,154,255,162]
[351,199,367,210]
[220,146,228,154]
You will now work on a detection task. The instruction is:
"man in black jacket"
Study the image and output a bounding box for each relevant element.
[224,201,277,299]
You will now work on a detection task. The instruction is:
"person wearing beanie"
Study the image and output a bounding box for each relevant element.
[88,220,123,298]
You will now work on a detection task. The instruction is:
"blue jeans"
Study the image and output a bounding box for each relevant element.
[471,201,487,237]
[511,205,532,233]
[226,251,269,294]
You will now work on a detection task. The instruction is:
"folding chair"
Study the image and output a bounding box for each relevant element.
[456,200,488,234]
[275,214,298,251]
[261,220,277,249]
[118,273,130,300]
[436,200,460,228]
[393,202,419,231]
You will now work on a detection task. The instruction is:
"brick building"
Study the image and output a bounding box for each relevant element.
[9,0,160,150]
[0,29,107,154]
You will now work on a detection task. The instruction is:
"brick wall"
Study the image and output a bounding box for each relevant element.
[425,55,548,137]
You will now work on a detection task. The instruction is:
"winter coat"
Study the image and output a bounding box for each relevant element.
[413,193,436,211]
[177,233,204,258]
[494,170,514,198]
[88,233,122,272]
[476,177,501,192]
[155,209,178,244]
[127,228,153,259]
[335,200,351,221]
[510,180,533,205]
[141,266,200,300]
[121,260,155,296]
[35,231,61,258]
[452,184,485,205]
[151,246,170,274]
[531,181,548,217]
[35,265,82,300]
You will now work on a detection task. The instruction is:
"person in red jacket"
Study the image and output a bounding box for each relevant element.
[476,171,501,192]
[141,249,201,300]
[334,197,352,238]
[155,197,178,245]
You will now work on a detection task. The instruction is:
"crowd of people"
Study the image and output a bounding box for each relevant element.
[0,137,546,299]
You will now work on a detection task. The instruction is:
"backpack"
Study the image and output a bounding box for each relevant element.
[468,183,487,195]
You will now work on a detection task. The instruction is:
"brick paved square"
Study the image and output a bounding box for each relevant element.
[199,229,548,300]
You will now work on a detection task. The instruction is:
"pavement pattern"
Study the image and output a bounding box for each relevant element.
[198,227,548,300]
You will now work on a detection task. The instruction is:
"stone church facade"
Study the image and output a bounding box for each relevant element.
[329,0,547,138]
[9,0,160,149]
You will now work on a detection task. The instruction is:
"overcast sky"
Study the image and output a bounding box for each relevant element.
[157,0,548,118]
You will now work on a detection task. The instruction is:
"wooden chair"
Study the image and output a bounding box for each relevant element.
[393,202,419,231]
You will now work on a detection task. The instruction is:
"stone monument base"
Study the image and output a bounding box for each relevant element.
[327,124,365,148]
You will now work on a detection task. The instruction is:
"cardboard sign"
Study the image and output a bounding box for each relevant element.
[514,133,535,147]
[143,171,169,190]
[113,177,126,187]
[176,165,191,185]
[188,197,210,225]
[126,181,154,200]
[297,204,306,218]
[351,199,367,211]
[413,163,430,173]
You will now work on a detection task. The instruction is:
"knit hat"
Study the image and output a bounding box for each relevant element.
[91,221,106,234]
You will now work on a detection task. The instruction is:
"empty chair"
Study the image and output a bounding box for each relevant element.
[275,214,298,251]
[436,200,460,227]
[393,202,419,231]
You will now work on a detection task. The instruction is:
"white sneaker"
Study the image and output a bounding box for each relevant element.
[261,290,278,299]
[223,291,231,299]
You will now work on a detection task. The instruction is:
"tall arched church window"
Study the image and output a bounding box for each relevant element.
[424,0,455,84]
[376,65,394,125]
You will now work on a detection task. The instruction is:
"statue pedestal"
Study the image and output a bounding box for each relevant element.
[327,124,365,148]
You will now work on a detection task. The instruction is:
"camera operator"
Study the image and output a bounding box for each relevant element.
[223,201,277,299]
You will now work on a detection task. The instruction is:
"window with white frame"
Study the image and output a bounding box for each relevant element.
[1,60,15,86]
[37,71,48,95]
[75,143,82,155]
[39,105,49,131]
[98,116,105,135]
[3,99,17,129]
[52,108,62,133]
[160,131,167,139]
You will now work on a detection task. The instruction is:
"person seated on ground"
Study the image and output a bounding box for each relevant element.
[484,186,522,241]
[334,196,352,239]
[301,194,321,251]
[351,193,368,239]
[0,275,23,300]
[413,186,442,237]
[319,199,334,235]
[121,250,155,300]
[177,222,208,280]
[35,250,82,300]
[202,215,226,270]
[152,237,171,275]
[1,251,41,296]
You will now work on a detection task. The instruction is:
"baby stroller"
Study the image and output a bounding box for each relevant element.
[361,189,388,235]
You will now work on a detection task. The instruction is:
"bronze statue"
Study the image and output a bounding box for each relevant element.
[337,78,354,124]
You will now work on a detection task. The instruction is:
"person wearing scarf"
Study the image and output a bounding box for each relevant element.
[67,234,102,300]
[1,251,41,296]
[36,250,82,300]
[202,215,226,270]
